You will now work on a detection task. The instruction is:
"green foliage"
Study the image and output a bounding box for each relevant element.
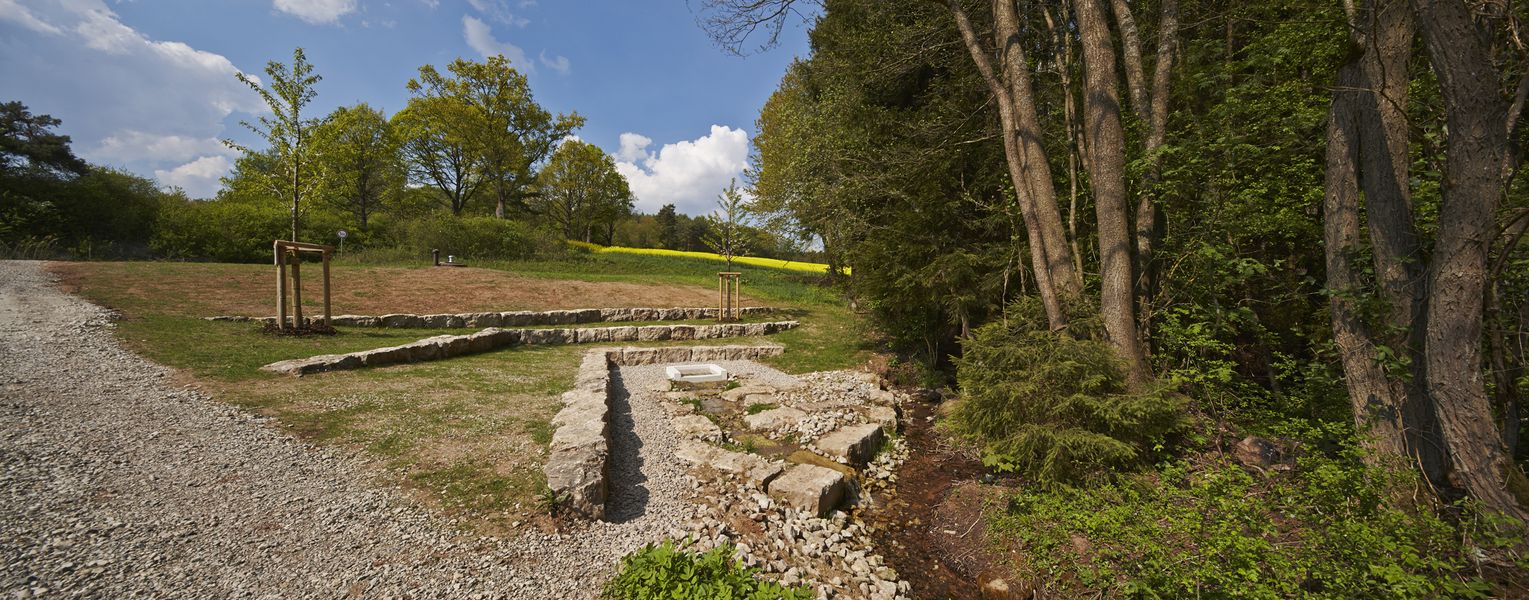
[602,541,813,600]
[311,102,404,229]
[535,139,632,243]
[991,449,1523,598]
[406,56,584,218]
[226,47,324,240]
[382,214,557,261]
[702,179,752,271]
[150,197,287,262]
[951,303,1184,485]
[0,100,86,177]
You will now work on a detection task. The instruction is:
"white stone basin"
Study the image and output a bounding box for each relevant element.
[665,363,728,383]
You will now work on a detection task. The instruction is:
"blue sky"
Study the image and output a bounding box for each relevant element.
[0,0,815,215]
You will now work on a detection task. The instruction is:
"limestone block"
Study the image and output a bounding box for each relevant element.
[381,313,423,328]
[817,423,884,466]
[742,323,767,336]
[437,334,471,357]
[575,327,613,344]
[866,405,899,432]
[499,311,533,326]
[619,348,660,366]
[720,323,747,337]
[421,314,453,328]
[668,325,697,341]
[672,415,723,442]
[693,325,722,339]
[663,308,690,321]
[654,346,694,364]
[723,385,777,402]
[745,406,807,432]
[637,325,673,341]
[674,440,784,485]
[553,398,607,430]
[767,464,848,517]
[353,346,406,367]
[574,353,611,393]
[544,443,607,521]
[573,308,603,323]
[607,326,639,342]
[550,419,607,453]
[524,328,572,345]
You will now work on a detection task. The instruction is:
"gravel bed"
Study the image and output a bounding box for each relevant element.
[0,261,751,599]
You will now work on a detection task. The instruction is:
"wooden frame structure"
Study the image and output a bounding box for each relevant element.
[274,240,334,331]
[717,272,741,322]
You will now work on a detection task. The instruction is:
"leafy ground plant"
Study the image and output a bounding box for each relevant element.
[602,541,814,599]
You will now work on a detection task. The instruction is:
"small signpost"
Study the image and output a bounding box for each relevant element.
[337,229,347,253]
[274,240,335,332]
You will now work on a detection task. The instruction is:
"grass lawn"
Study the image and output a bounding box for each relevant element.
[50,253,871,534]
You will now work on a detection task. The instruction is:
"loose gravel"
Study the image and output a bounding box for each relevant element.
[0,261,767,599]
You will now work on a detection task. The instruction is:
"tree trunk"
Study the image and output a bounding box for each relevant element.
[1075,0,1150,383]
[1323,50,1421,472]
[1354,0,1449,483]
[1414,0,1529,519]
[995,0,1084,300]
[948,0,1070,331]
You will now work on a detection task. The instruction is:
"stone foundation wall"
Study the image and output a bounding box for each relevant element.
[260,322,797,376]
[542,345,788,521]
[211,306,780,328]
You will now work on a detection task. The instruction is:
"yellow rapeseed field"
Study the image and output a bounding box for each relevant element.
[567,241,849,275]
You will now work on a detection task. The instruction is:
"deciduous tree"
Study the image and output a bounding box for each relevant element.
[225,47,323,242]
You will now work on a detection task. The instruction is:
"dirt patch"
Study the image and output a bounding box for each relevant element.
[864,401,1015,599]
[49,262,757,318]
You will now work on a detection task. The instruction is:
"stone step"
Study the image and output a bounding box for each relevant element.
[767,464,849,518]
[671,414,723,442]
[743,406,807,432]
[816,423,884,466]
[674,440,785,485]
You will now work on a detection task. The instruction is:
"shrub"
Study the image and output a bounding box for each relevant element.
[602,541,813,600]
[989,450,1524,598]
[386,215,556,261]
[150,198,286,263]
[950,303,1184,486]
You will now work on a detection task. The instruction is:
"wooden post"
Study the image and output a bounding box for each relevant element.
[322,249,332,328]
[718,272,741,322]
[276,244,288,330]
[291,252,304,328]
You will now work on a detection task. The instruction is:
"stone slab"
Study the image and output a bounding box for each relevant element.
[767,463,848,517]
[744,406,807,432]
[674,440,784,485]
[817,423,884,466]
[672,414,723,442]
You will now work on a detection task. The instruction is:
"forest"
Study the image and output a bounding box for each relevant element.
[726,0,1529,594]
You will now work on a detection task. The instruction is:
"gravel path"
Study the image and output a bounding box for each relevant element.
[0,260,730,598]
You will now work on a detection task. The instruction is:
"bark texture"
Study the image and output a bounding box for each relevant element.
[1075,0,1150,382]
[1413,0,1529,520]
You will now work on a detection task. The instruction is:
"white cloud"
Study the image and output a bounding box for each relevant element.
[418,0,439,7]
[155,155,232,198]
[462,15,533,72]
[467,0,528,26]
[84,130,236,165]
[613,125,750,216]
[0,0,63,34]
[537,50,568,74]
[272,0,356,24]
[616,133,652,163]
[0,0,263,195]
